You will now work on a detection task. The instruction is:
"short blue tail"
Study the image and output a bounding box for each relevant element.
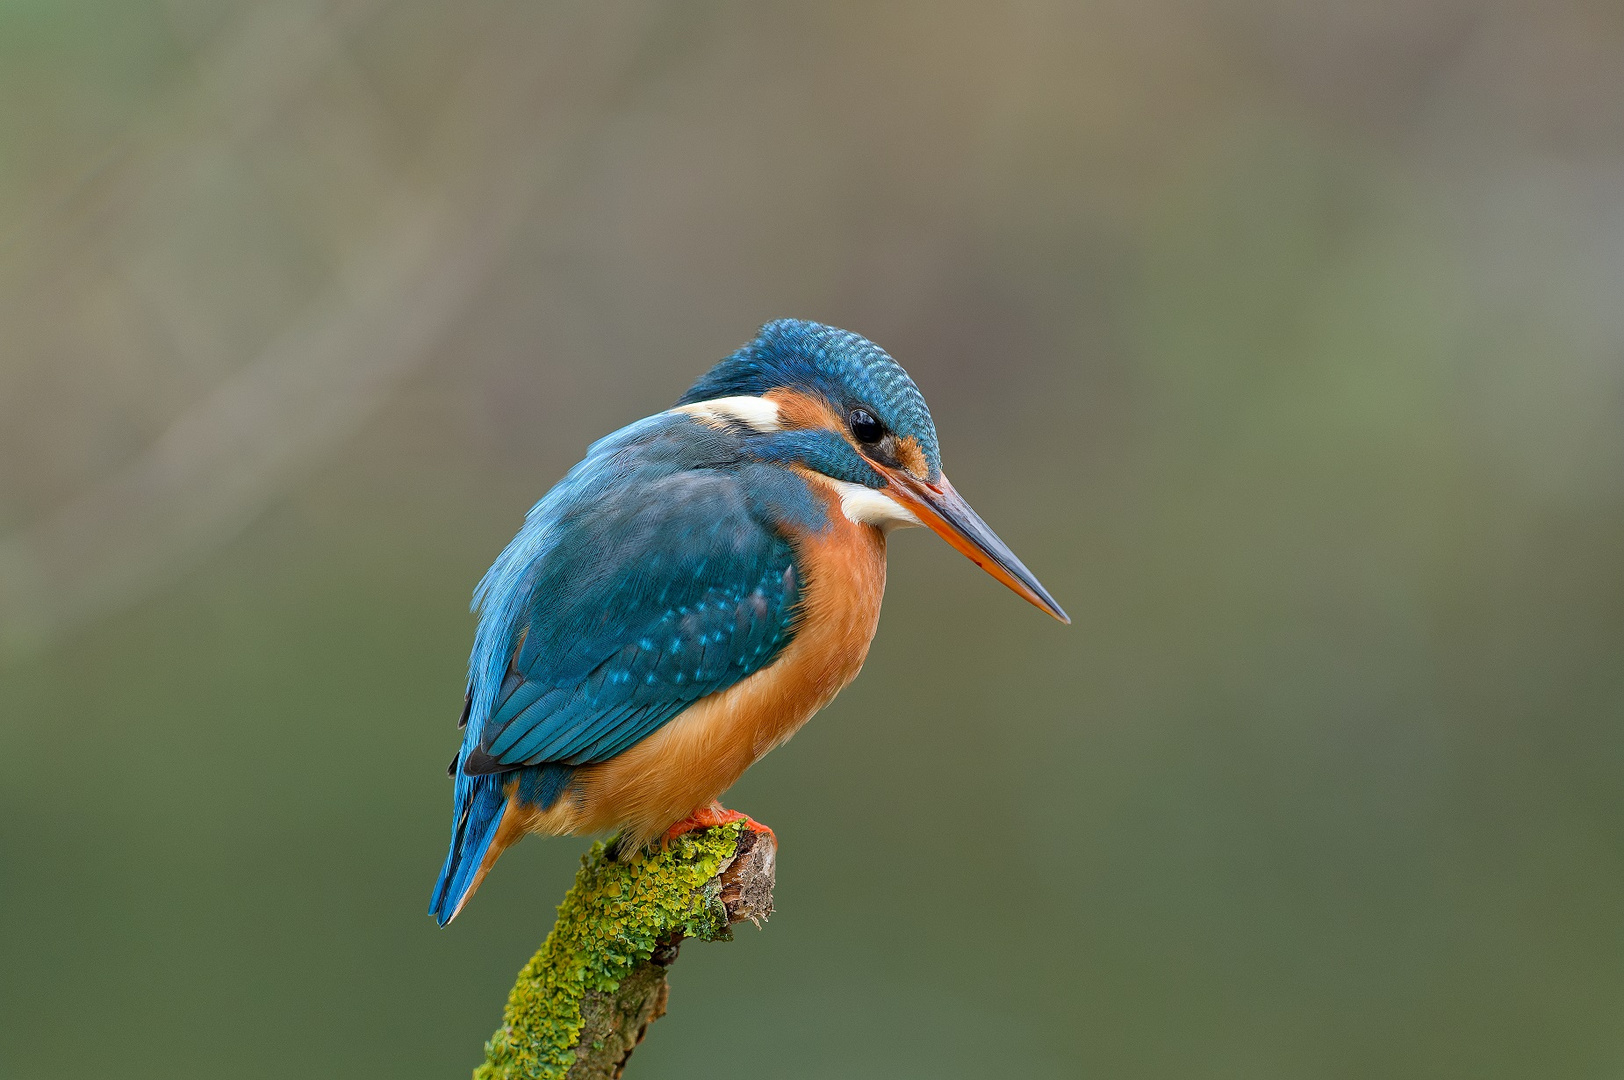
[430,762,575,925]
[429,770,509,926]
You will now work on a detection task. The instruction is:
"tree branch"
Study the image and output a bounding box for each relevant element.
[475,822,776,1080]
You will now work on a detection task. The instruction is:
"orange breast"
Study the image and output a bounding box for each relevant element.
[510,475,888,849]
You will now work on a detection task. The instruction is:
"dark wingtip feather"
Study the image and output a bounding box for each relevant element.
[457,693,471,729]
[461,746,504,775]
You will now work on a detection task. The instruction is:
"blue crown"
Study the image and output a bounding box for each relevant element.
[680,320,942,479]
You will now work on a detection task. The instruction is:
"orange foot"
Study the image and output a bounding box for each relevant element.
[662,800,776,847]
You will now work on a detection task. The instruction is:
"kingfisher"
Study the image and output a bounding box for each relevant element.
[430,319,1067,925]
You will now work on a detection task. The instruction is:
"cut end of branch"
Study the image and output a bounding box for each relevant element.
[716,826,776,927]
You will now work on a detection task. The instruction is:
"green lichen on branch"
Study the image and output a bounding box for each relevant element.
[475,822,760,1080]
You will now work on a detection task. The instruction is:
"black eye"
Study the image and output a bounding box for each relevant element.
[848,408,883,444]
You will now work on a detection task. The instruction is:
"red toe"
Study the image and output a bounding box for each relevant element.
[662,803,775,845]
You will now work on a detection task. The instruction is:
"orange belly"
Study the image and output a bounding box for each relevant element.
[490,492,888,856]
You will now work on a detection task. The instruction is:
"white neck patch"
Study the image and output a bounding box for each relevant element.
[674,395,781,433]
[824,479,922,532]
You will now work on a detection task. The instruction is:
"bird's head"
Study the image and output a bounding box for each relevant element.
[679,319,1068,623]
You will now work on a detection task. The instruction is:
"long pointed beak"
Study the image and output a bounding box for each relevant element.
[881,468,1070,624]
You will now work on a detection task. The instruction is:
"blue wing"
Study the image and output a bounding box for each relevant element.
[458,413,816,775]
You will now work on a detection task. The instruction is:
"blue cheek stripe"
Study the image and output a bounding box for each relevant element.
[749,430,884,492]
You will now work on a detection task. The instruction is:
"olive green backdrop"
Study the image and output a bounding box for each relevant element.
[3,2,1623,1077]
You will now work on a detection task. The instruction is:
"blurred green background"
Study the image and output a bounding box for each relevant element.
[3,2,1623,1077]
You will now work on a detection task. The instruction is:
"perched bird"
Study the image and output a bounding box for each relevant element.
[430,320,1067,925]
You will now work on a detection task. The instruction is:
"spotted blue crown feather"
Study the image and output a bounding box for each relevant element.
[681,319,942,480]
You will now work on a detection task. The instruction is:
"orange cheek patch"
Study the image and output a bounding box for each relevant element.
[765,388,844,431]
[893,435,929,479]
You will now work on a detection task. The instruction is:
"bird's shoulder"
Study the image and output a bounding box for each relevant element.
[513,408,830,573]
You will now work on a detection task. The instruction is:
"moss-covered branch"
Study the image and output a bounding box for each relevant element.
[475,823,776,1080]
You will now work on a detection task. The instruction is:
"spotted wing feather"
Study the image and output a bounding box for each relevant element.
[461,429,803,775]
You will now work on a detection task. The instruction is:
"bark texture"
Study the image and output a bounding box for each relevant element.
[474,823,776,1080]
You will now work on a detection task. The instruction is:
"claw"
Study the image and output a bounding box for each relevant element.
[661,801,776,848]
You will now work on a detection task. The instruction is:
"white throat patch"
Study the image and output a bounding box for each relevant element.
[674,395,781,433]
[824,479,922,532]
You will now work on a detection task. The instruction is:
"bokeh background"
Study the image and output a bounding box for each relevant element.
[3,1,1624,1077]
